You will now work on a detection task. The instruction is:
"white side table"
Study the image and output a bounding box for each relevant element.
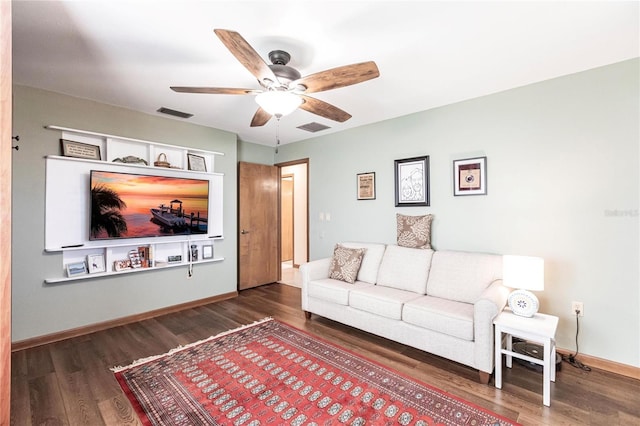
[494,310,559,406]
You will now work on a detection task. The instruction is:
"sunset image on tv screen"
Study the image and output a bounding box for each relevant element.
[90,170,209,240]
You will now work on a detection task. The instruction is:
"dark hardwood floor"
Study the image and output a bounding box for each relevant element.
[11,283,640,425]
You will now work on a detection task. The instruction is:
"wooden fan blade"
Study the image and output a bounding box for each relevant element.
[171,86,260,95]
[299,95,352,122]
[293,61,380,93]
[214,29,278,85]
[250,107,272,127]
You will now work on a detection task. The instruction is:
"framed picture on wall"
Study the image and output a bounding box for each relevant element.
[394,156,430,206]
[357,172,376,200]
[453,156,487,196]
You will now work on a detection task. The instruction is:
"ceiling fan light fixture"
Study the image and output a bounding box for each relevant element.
[255,91,302,117]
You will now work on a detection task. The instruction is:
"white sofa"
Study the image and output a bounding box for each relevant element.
[300,242,510,384]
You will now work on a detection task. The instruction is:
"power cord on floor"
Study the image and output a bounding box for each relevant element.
[561,309,591,371]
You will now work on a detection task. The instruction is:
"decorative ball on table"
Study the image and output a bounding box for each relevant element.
[503,255,544,317]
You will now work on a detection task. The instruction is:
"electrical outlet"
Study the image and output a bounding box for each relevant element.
[571,301,584,317]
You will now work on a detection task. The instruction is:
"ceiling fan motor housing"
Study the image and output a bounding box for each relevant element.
[267,50,301,86]
[268,50,291,65]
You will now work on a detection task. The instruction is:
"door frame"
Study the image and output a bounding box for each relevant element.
[0,1,11,421]
[276,158,309,268]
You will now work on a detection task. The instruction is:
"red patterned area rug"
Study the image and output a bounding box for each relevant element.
[112,318,519,426]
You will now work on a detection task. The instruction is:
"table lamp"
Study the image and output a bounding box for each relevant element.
[503,255,544,317]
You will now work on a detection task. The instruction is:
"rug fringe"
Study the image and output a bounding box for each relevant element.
[110,317,273,373]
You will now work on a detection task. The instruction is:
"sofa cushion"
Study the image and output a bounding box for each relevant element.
[426,251,503,304]
[397,213,433,249]
[349,286,422,320]
[376,245,434,294]
[340,242,387,284]
[307,278,374,306]
[328,244,366,284]
[403,296,474,341]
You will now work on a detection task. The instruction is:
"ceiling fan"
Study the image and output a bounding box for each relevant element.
[171,29,380,127]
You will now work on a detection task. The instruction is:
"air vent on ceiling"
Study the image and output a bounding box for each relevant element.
[157,107,193,119]
[297,122,331,133]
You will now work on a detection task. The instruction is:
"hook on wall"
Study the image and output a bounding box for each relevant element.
[12,135,19,151]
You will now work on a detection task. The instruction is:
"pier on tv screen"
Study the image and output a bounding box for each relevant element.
[89,170,209,240]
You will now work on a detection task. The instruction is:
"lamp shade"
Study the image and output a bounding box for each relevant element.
[503,255,544,291]
[255,91,302,117]
[503,255,544,317]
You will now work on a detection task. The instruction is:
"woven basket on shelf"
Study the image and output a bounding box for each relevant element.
[154,153,171,168]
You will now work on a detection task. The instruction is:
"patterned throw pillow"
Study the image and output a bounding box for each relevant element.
[397,213,433,249]
[328,244,366,284]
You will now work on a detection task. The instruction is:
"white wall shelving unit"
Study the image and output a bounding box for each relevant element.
[44,126,225,283]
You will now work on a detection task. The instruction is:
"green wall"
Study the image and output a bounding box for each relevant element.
[12,85,238,342]
[275,59,640,367]
[237,140,275,165]
[11,59,639,368]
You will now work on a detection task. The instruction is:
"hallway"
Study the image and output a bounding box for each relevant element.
[279,261,301,288]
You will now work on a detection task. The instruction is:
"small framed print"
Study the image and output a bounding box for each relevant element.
[129,250,142,268]
[113,259,132,272]
[187,153,207,172]
[66,261,87,277]
[357,172,376,200]
[87,254,106,274]
[394,156,430,207]
[60,139,101,160]
[202,245,214,259]
[453,156,487,196]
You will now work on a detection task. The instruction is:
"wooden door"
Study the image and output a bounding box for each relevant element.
[238,162,279,290]
[281,176,294,262]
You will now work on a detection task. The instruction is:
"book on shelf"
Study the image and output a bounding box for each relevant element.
[138,246,150,268]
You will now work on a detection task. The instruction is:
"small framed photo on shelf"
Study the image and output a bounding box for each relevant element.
[394,156,430,207]
[129,250,142,268]
[60,139,102,160]
[357,172,376,200]
[453,156,487,196]
[113,259,132,272]
[187,153,207,172]
[66,261,88,277]
[202,245,214,259]
[87,254,106,274]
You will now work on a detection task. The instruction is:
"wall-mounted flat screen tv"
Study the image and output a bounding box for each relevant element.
[90,170,209,240]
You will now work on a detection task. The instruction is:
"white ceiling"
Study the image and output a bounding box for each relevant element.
[12,1,639,147]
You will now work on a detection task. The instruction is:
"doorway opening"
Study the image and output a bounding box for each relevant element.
[278,159,308,287]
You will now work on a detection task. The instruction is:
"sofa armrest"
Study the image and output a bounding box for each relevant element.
[300,257,331,311]
[301,257,331,282]
[473,279,510,373]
